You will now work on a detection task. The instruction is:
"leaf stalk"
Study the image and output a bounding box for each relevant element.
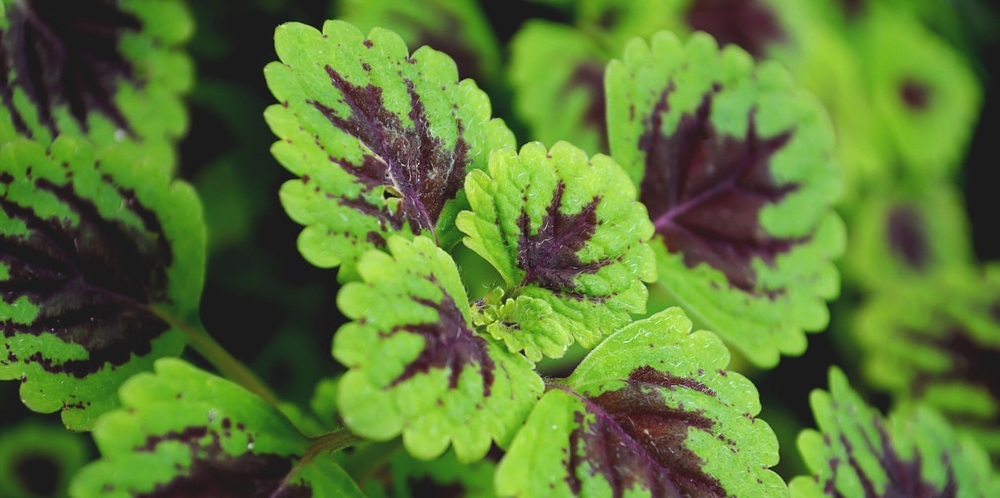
[151,306,280,407]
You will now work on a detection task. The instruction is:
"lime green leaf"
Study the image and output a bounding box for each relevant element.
[578,0,787,58]
[763,2,888,206]
[457,141,655,361]
[507,21,609,155]
[0,136,205,430]
[790,367,998,497]
[69,358,363,497]
[0,421,89,498]
[337,0,502,83]
[309,376,342,431]
[496,308,786,497]
[853,265,1000,459]
[264,20,514,276]
[333,235,542,462]
[857,5,981,179]
[841,185,972,291]
[606,31,844,367]
[0,0,193,154]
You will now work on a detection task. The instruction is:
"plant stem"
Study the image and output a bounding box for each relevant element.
[301,428,366,464]
[151,306,280,407]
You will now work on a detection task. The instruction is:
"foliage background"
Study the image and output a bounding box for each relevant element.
[1,0,998,495]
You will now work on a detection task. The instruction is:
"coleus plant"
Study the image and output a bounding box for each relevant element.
[1,0,997,497]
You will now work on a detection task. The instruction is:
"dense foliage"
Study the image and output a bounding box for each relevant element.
[2,0,999,496]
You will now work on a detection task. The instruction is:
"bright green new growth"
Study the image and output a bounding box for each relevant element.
[458,141,655,361]
[496,308,786,497]
[0,136,205,430]
[264,20,514,279]
[791,367,998,497]
[605,31,844,367]
[333,235,542,463]
[70,358,363,497]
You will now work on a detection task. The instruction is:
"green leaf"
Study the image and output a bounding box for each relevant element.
[264,20,514,277]
[853,265,1000,459]
[841,185,972,291]
[0,421,89,498]
[856,5,981,179]
[507,21,609,155]
[577,0,782,58]
[0,136,205,430]
[333,235,543,462]
[337,0,502,83]
[0,0,193,158]
[790,367,998,497]
[457,141,655,361]
[309,376,342,431]
[70,358,364,497]
[751,1,893,206]
[606,31,844,367]
[496,308,786,497]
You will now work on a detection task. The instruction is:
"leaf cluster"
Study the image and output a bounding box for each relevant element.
[1,0,998,497]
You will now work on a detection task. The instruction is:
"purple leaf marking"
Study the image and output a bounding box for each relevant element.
[685,0,787,59]
[639,88,798,293]
[0,173,171,377]
[388,291,495,396]
[131,426,311,498]
[885,205,930,271]
[517,181,609,298]
[565,366,726,497]
[899,78,932,111]
[308,54,470,240]
[565,60,609,152]
[824,404,957,497]
[0,0,141,136]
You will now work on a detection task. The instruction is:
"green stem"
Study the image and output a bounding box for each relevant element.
[151,306,280,407]
[301,428,366,464]
[281,428,366,487]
